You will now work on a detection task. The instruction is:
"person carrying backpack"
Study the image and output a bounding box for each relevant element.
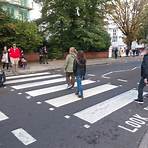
[73,51,86,99]
[1,46,9,70]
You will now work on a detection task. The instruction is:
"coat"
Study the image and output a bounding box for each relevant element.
[65,53,76,73]
[73,58,86,77]
[141,54,148,79]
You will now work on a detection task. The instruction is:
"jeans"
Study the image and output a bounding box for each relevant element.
[76,76,83,96]
[138,78,146,100]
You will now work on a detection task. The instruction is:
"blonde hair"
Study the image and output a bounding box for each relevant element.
[69,47,77,54]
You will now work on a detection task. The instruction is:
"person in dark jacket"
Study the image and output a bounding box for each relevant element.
[135,47,148,103]
[73,51,86,98]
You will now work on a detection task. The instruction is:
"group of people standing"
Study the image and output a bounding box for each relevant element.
[65,47,86,99]
[1,44,27,75]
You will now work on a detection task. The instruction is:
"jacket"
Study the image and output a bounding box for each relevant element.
[73,58,86,77]
[65,53,76,73]
[9,47,21,59]
[141,54,148,79]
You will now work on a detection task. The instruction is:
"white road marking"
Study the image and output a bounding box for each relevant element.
[6,72,50,80]
[64,115,71,119]
[11,128,36,145]
[117,79,128,83]
[37,102,42,105]
[84,124,90,128]
[88,74,95,77]
[0,111,9,122]
[49,108,55,111]
[26,80,95,97]
[11,77,66,90]
[5,74,62,84]
[45,84,118,107]
[74,90,147,124]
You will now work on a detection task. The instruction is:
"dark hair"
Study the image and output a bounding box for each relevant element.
[77,50,85,61]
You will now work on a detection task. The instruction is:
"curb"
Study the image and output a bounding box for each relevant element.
[139,129,148,148]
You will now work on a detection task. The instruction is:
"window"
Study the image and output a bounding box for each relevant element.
[112,36,118,42]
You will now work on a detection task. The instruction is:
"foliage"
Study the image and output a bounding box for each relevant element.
[106,0,148,49]
[137,5,148,44]
[34,0,111,52]
[0,8,43,52]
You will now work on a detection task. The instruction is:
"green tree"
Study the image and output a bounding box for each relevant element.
[106,0,148,49]
[35,0,111,53]
[0,8,43,52]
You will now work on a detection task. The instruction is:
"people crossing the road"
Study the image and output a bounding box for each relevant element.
[0,69,148,147]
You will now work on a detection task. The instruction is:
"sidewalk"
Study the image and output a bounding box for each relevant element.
[5,56,142,76]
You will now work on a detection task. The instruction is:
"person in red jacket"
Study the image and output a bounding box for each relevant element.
[9,44,21,74]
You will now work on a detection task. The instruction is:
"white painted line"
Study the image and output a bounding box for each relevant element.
[5,74,62,85]
[26,96,31,100]
[18,93,22,95]
[10,89,15,92]
[26,80,95,97]
[84,124,90,129]
[6,72,50,80]
[88,74,95,77]
[37,102,42,105]
[11,128,36,145]
[12,77,66,90]
[74,90,147,124]
[49,108,55,111]
[117,79,128,83]
[0,111,9,122]
[45,84,118,107]
[64,115,71,119]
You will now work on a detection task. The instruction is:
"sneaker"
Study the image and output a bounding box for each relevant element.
[67,85,72,89]
[135,99,144,104]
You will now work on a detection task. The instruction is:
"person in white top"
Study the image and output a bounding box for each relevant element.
[1,46,9,70]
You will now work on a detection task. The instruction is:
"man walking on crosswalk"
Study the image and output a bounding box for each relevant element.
[135,47,148,104]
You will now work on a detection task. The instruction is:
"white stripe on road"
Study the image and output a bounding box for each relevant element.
[11,128,36,145]
[26,80,95,97]
[0,111,9,122]
[45,84,118,107]
[117,79,128,83]
[11,77,66,90]
[5,74,62,84]
[6,72,50,80]
[74,90,146,124]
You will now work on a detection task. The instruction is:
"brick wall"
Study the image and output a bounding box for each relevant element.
[25,51,109,62]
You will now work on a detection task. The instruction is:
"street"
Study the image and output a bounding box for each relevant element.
[0,60,148,148]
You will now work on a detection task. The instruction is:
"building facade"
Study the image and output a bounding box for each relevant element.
[0,0,32,20]
[106,18,126,49]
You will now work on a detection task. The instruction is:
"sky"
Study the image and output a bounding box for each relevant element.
[30,2,41,20]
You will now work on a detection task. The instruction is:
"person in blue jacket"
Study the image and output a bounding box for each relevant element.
[73,51,86,99]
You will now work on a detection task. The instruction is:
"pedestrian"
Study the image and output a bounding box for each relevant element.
[43,46,48,64]
[114,47,118,59]
[65,47,77,89]
[135,47,148,104]
[73,51,86,98]
[0,70,6,87]
[39,47,44,64]
[8,44,21,74]
[1,46,9,70]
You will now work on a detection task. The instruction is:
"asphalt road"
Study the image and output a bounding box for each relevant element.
[0,60,148,148]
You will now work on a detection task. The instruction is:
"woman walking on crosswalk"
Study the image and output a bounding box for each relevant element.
[73,51,86,99]
[65,47,77,89]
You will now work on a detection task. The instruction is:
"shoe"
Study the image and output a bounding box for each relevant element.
[67,85,72,89]
[78,95,84,99]
[135,99,144,104]
[75,92,79,95]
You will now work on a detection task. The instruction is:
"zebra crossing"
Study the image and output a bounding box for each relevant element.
[5,72,145,125]
[2,72,147,146]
